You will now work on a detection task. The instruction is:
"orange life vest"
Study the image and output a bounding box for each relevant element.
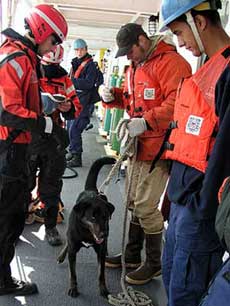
[109,40,192,160]
[165,47,230,173]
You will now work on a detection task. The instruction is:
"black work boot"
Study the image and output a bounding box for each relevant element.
[67,153,82,167]
[66,152,73,161]
[85,123,93,131]
[0,277,38,296]
[45,227,62,246]
[105,219,144,269]
[125,232,162,285]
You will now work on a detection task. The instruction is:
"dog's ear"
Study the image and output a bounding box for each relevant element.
[74,192,90,218]
[99,193,108,202]
[73,200,84,218]
[106,202,115,218]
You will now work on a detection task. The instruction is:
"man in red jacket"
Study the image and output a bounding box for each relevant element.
[101,23,191,285]
[0,4,68,295]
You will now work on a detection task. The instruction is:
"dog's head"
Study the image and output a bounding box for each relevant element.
[74,190,115,244]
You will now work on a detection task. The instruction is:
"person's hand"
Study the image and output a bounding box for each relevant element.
[30,117,69,152]
[31,116,53,135]
[101,86,114,103]
[127,118,147,137]
[57,100,72,112]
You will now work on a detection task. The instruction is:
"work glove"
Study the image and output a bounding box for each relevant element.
[30,116,69,153]
[127,118,147,137]
[101,86,115,103]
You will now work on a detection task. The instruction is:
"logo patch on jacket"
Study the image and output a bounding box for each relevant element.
[144,88,155,100]
[185,115,204,136]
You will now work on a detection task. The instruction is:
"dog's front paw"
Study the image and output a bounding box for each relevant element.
[100,286,109,299]
[57,255,64,264]
[68,287,79,298]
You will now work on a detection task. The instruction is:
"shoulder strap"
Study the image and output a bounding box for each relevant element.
[0,51,26,153]
[74,58,92,79]
[0,51,26,68]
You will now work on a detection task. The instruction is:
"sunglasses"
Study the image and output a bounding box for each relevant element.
[51,34,61,46]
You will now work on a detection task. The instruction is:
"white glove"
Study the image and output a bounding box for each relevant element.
[101,86,115,103]
[127,118,147,137]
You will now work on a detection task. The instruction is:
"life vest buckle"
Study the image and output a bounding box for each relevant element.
[169,121,178,129]
[164,141,174,150]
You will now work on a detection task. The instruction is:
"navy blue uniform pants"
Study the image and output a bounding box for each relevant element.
[163,203,224,306]
[199,257,230,306]
[67,110,90,154]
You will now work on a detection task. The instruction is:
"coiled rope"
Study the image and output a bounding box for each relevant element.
[99,119,154,306]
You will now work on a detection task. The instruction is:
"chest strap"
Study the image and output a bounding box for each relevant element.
[149,121,177,173]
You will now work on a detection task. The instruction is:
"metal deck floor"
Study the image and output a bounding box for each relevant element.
[1,115,167,306]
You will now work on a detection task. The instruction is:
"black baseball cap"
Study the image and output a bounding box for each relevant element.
[115,23,146,58]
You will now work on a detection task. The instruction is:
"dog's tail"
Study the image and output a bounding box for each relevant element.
[84,157,116,191]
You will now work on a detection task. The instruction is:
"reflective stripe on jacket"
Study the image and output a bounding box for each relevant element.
[105,39,191,161]
[0,36,41,143]
[165,47,230,173]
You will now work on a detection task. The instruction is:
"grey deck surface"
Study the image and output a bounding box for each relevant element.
[1,115,167,306]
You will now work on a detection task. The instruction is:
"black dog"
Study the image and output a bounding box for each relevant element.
[57,157,115,298]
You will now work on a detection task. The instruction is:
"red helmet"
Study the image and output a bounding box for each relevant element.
[25,4,68,44]
[41,45,64,64]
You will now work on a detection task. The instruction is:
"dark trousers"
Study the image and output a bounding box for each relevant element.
[28,142,66,229]
[67,114,90,154]
[162,203,224,306]
[0,144,29,282]
[199,258,230,306]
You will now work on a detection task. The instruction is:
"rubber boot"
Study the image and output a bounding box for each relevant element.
[105,218,144,269]
[67,153,82,167]
[45,227,62,246]
[44,207,62,246]
[125,232,162,285]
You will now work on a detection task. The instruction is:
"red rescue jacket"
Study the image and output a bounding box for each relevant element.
[0,30,42,143]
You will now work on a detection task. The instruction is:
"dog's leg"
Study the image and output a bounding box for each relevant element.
[95,243,109,298]
[57,243,68,263]
[68,248,80,298]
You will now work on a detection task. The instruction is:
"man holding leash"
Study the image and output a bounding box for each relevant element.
[101,23,191,285]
